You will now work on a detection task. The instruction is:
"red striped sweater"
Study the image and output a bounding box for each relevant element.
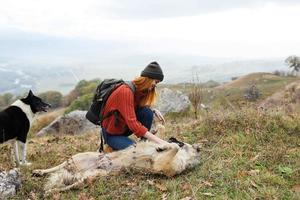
[101,84,148,137]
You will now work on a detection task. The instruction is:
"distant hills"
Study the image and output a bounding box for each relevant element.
[0,29,290,95]
[0,58,290,95]
[0,62,78,94]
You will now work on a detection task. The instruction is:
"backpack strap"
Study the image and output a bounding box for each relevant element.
[125,81,136,93]
[99,133,104,152]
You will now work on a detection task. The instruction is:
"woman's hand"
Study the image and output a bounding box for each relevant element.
[153,108,165,124]
[144,131,167,145]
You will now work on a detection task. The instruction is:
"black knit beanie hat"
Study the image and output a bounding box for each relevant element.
[141,61,164,82]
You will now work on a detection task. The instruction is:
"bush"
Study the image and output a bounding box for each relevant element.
[64,93,94,114]
[38,91,63,108]
[63,79,100,106]
[273,70,286,77]
[244,84,261,101]
[0,93,14,109]
[188,83,203,119]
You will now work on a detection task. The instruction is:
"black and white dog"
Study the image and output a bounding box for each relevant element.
[0,90,51,166]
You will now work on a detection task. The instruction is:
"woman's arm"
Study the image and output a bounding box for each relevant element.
[143,131,168,145]
[152,108,165,124]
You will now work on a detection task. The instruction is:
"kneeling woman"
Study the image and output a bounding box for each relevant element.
[101,61,167,150]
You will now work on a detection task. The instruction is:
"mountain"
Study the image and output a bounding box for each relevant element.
[0,58,289,95]
[0,29,290,95]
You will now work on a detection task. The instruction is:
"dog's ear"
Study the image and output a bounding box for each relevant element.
[168,137,184,147]
[168,137,178,143]
[27,90,34,98]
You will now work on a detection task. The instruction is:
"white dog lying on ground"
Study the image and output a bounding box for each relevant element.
[33,138,201,194]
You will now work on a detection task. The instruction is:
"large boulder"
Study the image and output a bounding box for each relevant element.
[36,110,99,136]
[156,88,191,115]
[0,169,21,199]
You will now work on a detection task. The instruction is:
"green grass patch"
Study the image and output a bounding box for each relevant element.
[1,108,299,199]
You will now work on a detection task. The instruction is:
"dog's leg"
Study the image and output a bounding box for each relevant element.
[33,161,68,176]
[45,178,85,195]
[44,169,108,195]
[19,141,31,166]
[13,140,21,167]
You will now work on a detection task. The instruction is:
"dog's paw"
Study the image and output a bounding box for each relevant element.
[156,142,179,152]
[32,169,44,177]
[164,142,179,149]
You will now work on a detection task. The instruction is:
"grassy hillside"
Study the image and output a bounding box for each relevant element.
[0,108,299,199]
[0,73,299,199]
[203,73,300,109]
[158,73,300,111]
[215,73,284,90]
[259,80,300,113]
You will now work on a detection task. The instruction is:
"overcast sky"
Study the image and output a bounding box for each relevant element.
[0,0,300,59]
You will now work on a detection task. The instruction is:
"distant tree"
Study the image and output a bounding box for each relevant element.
[244,84,260,101]
[63,79,101,106]
[2,93,14,105]
[63,89,80,107]
[38,91,63,108]
[203,80,220,88]
[75,79,100,96]
[0,93,14,108]
[64,93,94,114]
[273,70,286,77]
[188,73,203,119]
[285,55,300,75]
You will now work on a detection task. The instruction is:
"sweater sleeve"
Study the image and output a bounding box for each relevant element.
[117,86,148,137]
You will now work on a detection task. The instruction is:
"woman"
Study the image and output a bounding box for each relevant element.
[101,61,168,150]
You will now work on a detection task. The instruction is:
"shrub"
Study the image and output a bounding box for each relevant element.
[64,93,94,114]
[273,70,286,77]
[0,93,14,109]
[188,83,203,119]
[63,79,100,106]
[38,91,63,108]
[244,84,261,101]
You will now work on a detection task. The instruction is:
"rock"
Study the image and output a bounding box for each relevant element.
[36,110,99,136]
[0,169,21,199]
[156,88,191,114]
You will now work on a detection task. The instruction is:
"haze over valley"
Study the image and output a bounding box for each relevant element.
[0,54,288,95]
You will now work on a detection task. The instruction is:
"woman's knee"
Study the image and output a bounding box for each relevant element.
[136,107,154,121]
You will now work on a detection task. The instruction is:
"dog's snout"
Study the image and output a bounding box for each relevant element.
[41,103,51,112]
[193,144,201,152]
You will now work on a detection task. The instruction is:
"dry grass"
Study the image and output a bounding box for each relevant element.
[260,80,300,113]
[1,107,299,199]
[30,108,65,137]
[204,74,300,110]
[164,109,300,199]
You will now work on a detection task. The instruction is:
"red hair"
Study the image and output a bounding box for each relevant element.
[133,76,157,107]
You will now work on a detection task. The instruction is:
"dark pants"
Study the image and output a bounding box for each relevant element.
[101,107,153,150]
